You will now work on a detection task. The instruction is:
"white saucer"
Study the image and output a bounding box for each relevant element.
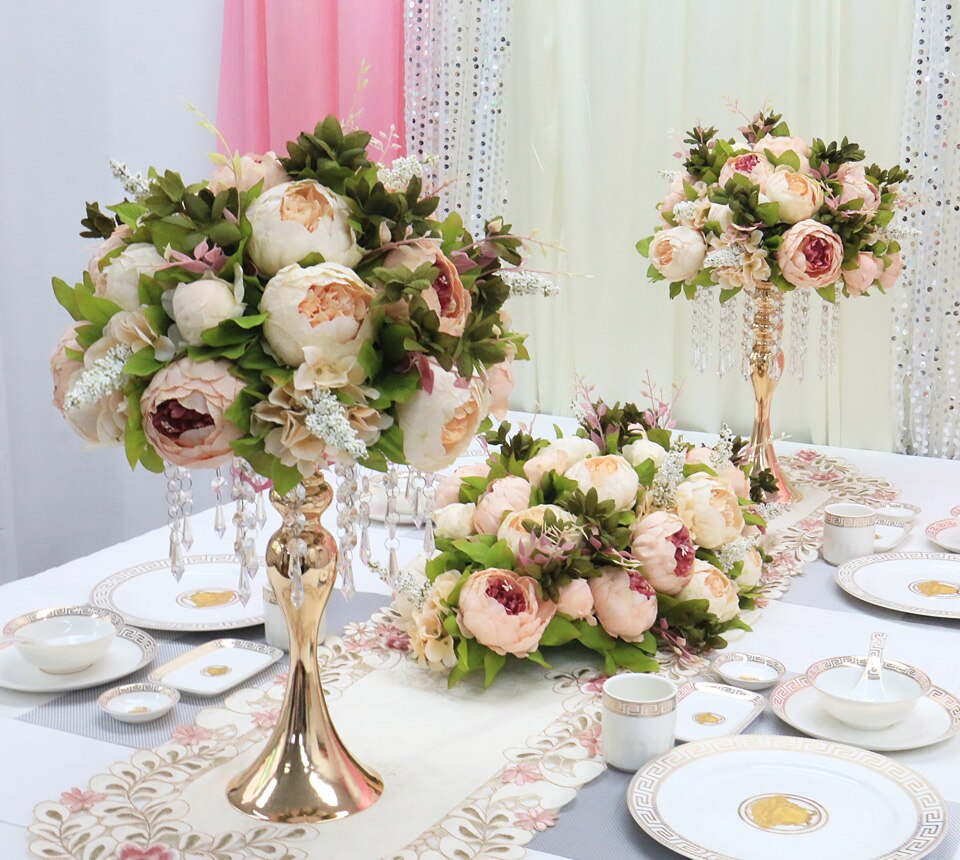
[675,682,764,741]
[712,652,786,691]
[771,675,960,752]
[98,682,179,723]
[874,502,921,525]
[926,518,960,553]
[0,627,156,693]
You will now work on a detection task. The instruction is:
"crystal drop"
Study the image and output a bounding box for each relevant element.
[359,523,372,565]
[234,523,244,555]
[411,488,423,529]
[214,503,226,539]
[255,492,267,529]
[340,555,356,600]
[423,516,435,554]
[388,547,400,587]
[237,566,252,606]
[169,534,186,582]
[181,515,194,552]
[243,540,259,579]
[290,564,304,610]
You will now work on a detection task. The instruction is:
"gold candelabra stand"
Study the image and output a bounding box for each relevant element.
[227,473,383,823]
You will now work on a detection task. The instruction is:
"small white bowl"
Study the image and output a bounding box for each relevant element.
[806,656,931,730]
[712,652,786,691]
[5,607,120,674]
[98,683,179,723]
[874,502,921,525]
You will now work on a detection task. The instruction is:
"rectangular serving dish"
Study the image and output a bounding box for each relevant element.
[148,638,282,696]
[675,681,765,742]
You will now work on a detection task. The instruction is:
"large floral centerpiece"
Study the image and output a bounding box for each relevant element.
[392,387,768,688]
[50,115,527,494]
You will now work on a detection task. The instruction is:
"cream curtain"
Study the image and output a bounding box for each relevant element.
[504,0,914,451]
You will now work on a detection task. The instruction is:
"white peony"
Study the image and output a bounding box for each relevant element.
[95,243,165,311]
[673,472,745,549]
[259,263,374,368]
[246,180,362,276]
[496,504,576,555]
[761,169,824,224]
[397,362,490,472]
[648,226,707,282]
[622,437,668,469]
[169,269,245,346]
[433,502,477,540]
[677,560,740,622]
[565,455,640,512]
[523,436,601,484]
[736,548,764,592]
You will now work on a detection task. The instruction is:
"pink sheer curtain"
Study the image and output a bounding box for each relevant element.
[217,0,405,156]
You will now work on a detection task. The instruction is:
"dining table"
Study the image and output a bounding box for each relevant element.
[1,411,959,860]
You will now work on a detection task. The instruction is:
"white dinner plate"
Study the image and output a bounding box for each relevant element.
[627,735,947,860]
[836,552,960,619]
[148,638,282,696]
[675,682,764,741]
[91,555,265,632]
[925,518,960,553]
[0,627,156,693]
[771,676,960,752]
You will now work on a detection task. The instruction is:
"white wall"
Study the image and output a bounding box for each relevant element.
[0,1,224,583]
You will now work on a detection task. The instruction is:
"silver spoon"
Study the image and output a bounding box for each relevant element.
[851,631,888,701]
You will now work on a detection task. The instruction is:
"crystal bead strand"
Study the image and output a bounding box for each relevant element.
[717,292,738,376]
[334,464,359,599]
[691,286,712,373]
[383,465,401,587]
[741,290,755,379]
[830,297,840,374]
[212,467,227,539]
[788,289,811,379]
[769,289,784,381]
[358,474,372,566]
[286,484,307,609]
[421,474,436,555]
[164,462,186,581]
[818,299,833,378]
[232,459,260,605]
[178,467,193,551]
[410,470,427,529]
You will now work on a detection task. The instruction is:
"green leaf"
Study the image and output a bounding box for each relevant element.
[205,221,243,246]
[610,643,660,673]
[52,278,82,320]
[634,458,657,488]
[525,650,551,669]
[778,150,802,172]
[483,651,506,687]
[636,236,653,258]
[122,347,165,377]
[756,201,781,226]
[107,201,147,228]
[540,615,580,647]
[357,340,382,380]
[76,291,122,327]
[575,620,617,652]
[816,284,837,304]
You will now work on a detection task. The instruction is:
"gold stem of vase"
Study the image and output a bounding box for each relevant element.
[227,474,382,823]
[748,284,801,504]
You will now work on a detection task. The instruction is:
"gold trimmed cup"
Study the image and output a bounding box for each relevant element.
[601,673,677,771]
[822,503,877,565]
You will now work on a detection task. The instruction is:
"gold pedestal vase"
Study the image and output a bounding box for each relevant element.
[227,474,383,823]
[747,283,801,504]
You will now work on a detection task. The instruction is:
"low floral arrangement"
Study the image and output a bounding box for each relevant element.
[50,115,537,492]
[637,108,911,302]
[392,386,769,687]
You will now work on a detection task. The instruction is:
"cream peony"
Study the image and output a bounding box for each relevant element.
[208,151,289,195]
[761,170,824,223]
[435,462,490,507]
[835,164,881,216]
[473,476,533,535]
[588,566,658,642]
[717,462,751,500]
[565,455,640,512]
[383,239,473,337]
[718,152,774,186]
[170,271,245,346]
[622,437,668,469]
[674,472,745,549]
[86,225,132,287]
[630,511,695,596]
[706,202,735,233]
[51,325,84,411]
[485,357,514,421]
[776,220,844,290]
[523,436,600,484]
[753,135,811,169]
[402,571,460,671]
[555,579,596,624]
[246,180,362,276]
[141,358,245,468]
[433,502,478,540]
[259,263,374,368]
[677,560,740,622]
[497,504,575,555]
[457,568,556,657]
[842,252,883,297]
[878,251,904,291]
[63,388,127,446]
[397,362,490,471]
[736,548,764,591]
[95,243,165,311]
[648,226,707,282]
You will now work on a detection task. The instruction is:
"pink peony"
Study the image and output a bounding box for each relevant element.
[384,239,473,337]
[718,152,774,186]
[117,844,179,860]
[208,151,289,195]
[51,324,83,411]
[717,463,751,500]
[473,476,533,535]
[86,224,132,291]
[685,446,713,467]
[835,163,881,216]
[630,511,695,596]
[485,356,514,421]
[753,135,812,170]
[141,358,244,468]
[660,172,698,215]
[457,568,555,657]
[435,462,490,507]
[879,251,904,291]
[555,579,596,624]
[842,252,883,297]
[588,566,658,642]
[776,220,843,290]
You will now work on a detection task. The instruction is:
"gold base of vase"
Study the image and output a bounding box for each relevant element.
[227,474,383,824]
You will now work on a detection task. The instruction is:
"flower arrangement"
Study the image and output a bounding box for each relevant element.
[392,385,768,688]
[50,116,533,492]
[637,108,911,302]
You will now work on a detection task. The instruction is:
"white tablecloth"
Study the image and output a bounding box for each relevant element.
[2,412,960,859]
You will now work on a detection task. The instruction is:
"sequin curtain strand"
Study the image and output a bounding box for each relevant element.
[404,0,512,234]
[892,0,960,458]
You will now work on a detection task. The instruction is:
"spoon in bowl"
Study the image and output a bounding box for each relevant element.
[850,631,888,701]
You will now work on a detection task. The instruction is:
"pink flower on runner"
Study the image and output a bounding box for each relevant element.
[116,844,179,860]
[60,787,107,812]
[501,763,542,786]
[172,725,213,746]
[251,708,281,729]
[581,674,609,695]
[795,449,819,462]
[811,471,841,482]
[514,807,558,832]
[577,725,602,757]
[376,622,412,652]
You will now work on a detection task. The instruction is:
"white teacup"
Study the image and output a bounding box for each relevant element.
[601,673,677,771]
[822,503,876,565]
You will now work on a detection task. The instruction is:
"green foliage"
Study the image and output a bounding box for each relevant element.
[80,202,118,239]
[281,115,372,193]
[656,593,751,651]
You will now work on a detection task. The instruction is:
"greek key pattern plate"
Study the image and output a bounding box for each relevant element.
[626,735,948,860]
[836,552,960,620]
